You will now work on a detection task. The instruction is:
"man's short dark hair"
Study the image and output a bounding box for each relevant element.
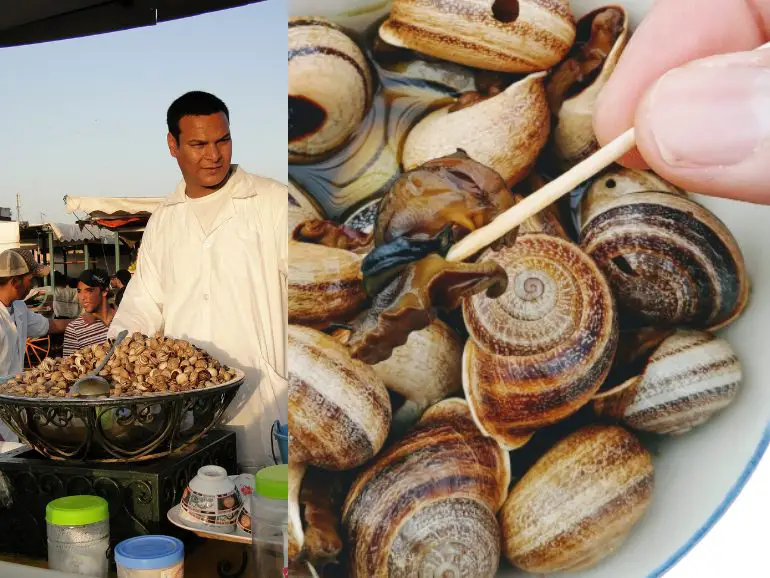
[167,91,229,142]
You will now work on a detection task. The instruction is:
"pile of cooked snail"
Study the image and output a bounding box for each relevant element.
[288,2,748,576]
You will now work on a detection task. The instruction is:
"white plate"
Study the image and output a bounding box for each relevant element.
[288,1,770,576]
[167,504,251,545]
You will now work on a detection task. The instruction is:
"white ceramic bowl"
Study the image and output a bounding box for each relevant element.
[288,1,770,576]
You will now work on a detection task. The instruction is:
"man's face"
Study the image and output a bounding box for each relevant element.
[110,278,122,290]
[77,282,105,314]
[12,274,34,300]
[167,112,232,190]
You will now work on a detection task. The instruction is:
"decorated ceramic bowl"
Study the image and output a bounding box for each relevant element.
[288,0,770,576]
[180,466,240,533]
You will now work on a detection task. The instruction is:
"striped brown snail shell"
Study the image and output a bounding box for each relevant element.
[288,324,392,470]
[545,6,629,169]
[379,0,576,73]
[289,17,374,163]
[401,72,551,187]
[462,233,618,450]
[594,329,742,435]
[501,424,654,573]
[580,191,750,331]
[289,179,327,236]
[342,398,510,578]
[579,165,686,228]
[288,241,368,329]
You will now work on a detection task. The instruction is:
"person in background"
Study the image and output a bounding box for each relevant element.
[0,249,71,441]
[111,269,132,291]
[62,269,115,357]
[53,270,80,319]
[109,90,287,469]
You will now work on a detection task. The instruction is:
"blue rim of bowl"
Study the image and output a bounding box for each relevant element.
[648,420,770,577]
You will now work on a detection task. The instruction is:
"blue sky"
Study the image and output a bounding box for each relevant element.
[0,0,287,224]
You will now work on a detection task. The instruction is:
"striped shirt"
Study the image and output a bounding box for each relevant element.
[62,316,111,357]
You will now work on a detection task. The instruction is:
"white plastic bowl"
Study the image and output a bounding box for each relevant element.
[288,1,770,575]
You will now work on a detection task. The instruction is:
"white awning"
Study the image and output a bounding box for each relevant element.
[47,222,117,244]
[65,196,164,218]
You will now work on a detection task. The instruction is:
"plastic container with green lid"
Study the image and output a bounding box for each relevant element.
[251,465,288,578]
[46,495,110,577]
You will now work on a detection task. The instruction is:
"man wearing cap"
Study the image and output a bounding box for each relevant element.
[62,269,115,357]
[0,249,72,441]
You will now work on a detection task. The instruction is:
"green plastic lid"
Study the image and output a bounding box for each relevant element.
[255,465,288,500]
[46,496,109,526]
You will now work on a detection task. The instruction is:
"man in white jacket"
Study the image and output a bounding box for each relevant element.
[109,91,287,469]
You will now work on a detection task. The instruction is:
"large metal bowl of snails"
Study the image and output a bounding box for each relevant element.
[0,332,244,463]
[287,0,770,576]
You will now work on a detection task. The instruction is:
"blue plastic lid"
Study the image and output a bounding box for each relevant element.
[114,535,184,570]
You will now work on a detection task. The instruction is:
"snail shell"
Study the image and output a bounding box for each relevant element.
[594,329,742,435]
[547,6,629,169]
[462,233,618,450]
[288,460,307,564]
[379,0,576,73]
[372,319,463,431]
[288,241,368,329]
[342,397,510,578]
[580,191,750,331]
[501,424,654,573]
[288,324,391,470]
[401,72,550,187]
[289,17,374,163]
[289,179,327,235]
[580,165,686,228]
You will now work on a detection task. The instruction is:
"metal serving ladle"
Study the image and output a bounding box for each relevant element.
[72,329,129,398]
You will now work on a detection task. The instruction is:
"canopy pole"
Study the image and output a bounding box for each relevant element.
[84,244,89,270]
[114,235,120,271]
[48,231,55,289]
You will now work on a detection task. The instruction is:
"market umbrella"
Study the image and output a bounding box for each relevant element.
[0,0,263,48]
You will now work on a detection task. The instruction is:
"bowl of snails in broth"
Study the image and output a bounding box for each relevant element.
[287,1,770,576]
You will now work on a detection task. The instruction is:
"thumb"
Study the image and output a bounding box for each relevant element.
[633,43,770,204]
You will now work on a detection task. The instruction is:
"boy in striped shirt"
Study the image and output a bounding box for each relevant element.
[62,269,115,357]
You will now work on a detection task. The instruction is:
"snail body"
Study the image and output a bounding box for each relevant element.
[342,398,510,578]
[462,233,618,450]
[595,329,742,435]
[289,17,374,163]
[401,72,551,187]
[379,0,576,73]
[580,191,749,331]
[288,324,391,471]
[501,424,654,573]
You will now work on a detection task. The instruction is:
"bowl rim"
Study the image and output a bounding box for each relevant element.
[647,423,770,577]
[0,367,246,406]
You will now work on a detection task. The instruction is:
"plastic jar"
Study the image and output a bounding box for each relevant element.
[46,495,110,577]
[114,535,184,578]
[251,465,288,578]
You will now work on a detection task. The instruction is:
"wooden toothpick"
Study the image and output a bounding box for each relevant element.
[446,127,637,262]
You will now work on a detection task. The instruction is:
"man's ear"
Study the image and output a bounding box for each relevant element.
[167,132,179,159]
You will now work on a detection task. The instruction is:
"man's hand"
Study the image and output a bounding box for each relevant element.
[593,0,770,203]
[48,319,72,334]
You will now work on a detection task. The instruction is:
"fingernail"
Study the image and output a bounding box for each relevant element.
[646,61,770,167]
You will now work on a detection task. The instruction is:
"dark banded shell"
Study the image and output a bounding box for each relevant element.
[580,192,749,331]
[288,324,391,471]
[342,398,510,578]
[379,0,576,73]
[461,234,618,449]
[501,424,654,573]
[594,329,742,435]
[289,17,373,163]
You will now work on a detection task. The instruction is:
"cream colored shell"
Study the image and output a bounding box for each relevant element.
[289,17,373,163]
[288,325,392,471]
[401,72,550,187]
[501,424,654,573]
[379,0,576,73]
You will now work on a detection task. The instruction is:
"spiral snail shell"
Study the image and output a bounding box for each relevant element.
[594,329,742,435]
[401,72,551,187]
[342,397,510,578]
[288,241,368,329]
[501,424,654,573]
[379,0,576,73]
[289,17,374,163]
[288,324,392,470]
[462,233,618,450]
[580,191,750,331]
[289,179,327,235]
